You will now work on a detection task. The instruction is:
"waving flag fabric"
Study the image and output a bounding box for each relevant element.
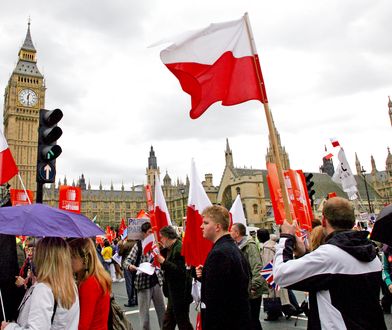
[181,159,213,266]
[142,233,156,255]
[261,259,278,289]
[332,148,358,200]
[0,129,18,184]
[160,14,267,119]
[229,194,247,230]
[154,173,172,234]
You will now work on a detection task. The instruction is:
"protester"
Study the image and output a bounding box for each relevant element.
[1,237,79,330]
[155,226,193,330]
[119,239,138,307]
[102,239,116,282]
[69,238,111,330]
[231,223,266,330]
[257,229,294,321]
[309,225,326,251]
[381,245,392,314]
[274,197,387,329]
[15,240,36,290]
[111,239,124,282]
[124,222,165,330]
[196,205,251,330]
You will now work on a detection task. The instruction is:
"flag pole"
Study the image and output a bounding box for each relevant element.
[0,288,6,322]
[244,12,293,223]
[17,173,32,205]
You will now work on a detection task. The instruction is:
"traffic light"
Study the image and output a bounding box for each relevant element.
[304,172,316,207]
[36,108,63,184]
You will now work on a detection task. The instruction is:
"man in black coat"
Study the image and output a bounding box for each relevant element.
[196,205,251,330]
[156,226,193,330]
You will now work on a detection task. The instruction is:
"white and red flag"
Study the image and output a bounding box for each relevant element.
[332,148,358,200]
[229,194,247,230]
[330,137,340,148]
[181,159,213,266]
[0,129,18,184]
[160,13,268,119]
[142,233,156,255]
[154,173,172,235]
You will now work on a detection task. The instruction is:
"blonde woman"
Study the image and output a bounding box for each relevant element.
[69,238,111,330]
[1,237,79,330]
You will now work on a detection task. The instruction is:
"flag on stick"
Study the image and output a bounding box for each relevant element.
[332,148,358,200]
[142,233,156,255]
[119,218,127,236]
[261,259,278,289]
[160,14,267,119]
[181,159,213,266]
[330,137,340,148]
[229,194,247,230]
[154,173,172,234]
[0,129,18,184]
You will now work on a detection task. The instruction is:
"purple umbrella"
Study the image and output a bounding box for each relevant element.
[0,203,104,237]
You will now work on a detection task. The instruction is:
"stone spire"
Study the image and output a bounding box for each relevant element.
[148,146,157,169]
[265,115,290,170]
[370,155,377,175]
[21,19,36,52]
[386,147,392,176]
[355,152,362,176]
[121,181,124,191]
[388,96,392,127]
[110,181,114,191]
[225,138,234,168]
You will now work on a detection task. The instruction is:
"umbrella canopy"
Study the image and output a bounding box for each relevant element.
[0,204,104,238]
[370,204,392,246]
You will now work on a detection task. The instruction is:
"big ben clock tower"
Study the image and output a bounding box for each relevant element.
[3,21,46,194]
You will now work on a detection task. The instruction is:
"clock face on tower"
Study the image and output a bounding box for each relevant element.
[18,89,38,107]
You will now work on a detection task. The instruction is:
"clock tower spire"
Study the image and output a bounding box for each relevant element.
[3,21,46,195]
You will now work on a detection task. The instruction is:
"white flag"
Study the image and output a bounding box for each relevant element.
[332,148,358,199]
[229,194,247,228]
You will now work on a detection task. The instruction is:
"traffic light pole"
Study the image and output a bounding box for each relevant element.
[36,182,43,204]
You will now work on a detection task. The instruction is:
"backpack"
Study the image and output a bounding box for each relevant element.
[108,295,133,330]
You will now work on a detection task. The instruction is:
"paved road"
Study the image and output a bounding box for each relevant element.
[113,281,391,329]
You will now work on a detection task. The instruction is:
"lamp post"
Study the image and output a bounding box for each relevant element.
[361,166,373,214]
[179,187,185,222]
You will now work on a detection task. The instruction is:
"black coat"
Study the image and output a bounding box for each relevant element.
[161,239,192,309]
[201,234,251,330]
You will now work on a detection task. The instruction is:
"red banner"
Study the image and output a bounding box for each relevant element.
[10,189,33,206]
[266,163,313,230]
[58,185,81,213]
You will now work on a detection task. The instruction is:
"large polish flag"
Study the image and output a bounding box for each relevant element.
[229,194,247,230]
[181,159,213,266]
[0,129,18,185]
[154,173,172,234]
[160,13,268,119]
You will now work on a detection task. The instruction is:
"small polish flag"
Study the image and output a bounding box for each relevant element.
[142,233,155,255]
[330,138,340,148]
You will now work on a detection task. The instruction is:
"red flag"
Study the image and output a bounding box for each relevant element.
[0,129,18,184]
[154,173,172,237]
[181,160,213,267]
[324,153,333,160]
[105,226,114,243]
[267,163,296,225]
[160,14,267,119]
[136,209,149,219]
[119,218,127,236]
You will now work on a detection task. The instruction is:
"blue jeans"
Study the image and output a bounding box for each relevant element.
[124,268,137,304]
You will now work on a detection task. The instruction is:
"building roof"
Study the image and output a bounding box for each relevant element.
[21,23,36,52]
[13,60,43,78]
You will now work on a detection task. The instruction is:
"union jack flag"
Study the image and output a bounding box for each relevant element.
[260,259,278,289]
[300,229,309,247]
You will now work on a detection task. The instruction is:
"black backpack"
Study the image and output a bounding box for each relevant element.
[108,295,133,330]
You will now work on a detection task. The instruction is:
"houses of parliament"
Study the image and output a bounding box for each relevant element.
[2,24,392,229]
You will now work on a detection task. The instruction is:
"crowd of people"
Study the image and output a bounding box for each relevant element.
[0,196,390,329]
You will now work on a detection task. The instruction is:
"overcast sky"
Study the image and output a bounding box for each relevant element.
[1,0,391,190]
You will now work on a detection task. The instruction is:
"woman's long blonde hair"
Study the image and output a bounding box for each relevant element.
[34,237,76,309]
[68,238,112,294]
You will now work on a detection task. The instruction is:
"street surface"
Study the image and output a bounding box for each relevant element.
[112,281,392,329]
